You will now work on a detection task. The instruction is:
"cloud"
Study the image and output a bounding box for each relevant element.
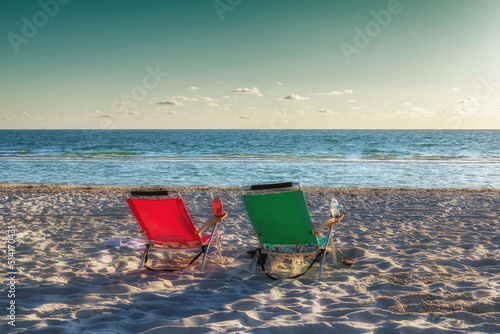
[455,96,480,113]
[452,87,461,92]
[281,94,310,101]
[276,82,284,86]
[315,89,353,96]
[239,115,252,119]
[335,89,353,95]
[157,100,184,106]
[409,106,435,113]
[351,112,367,117]
[161,110,184,117]
[349,105,368,110]
[348,99,356,103]
[187,86,200,90]
[19,112,30,117]
[199,96,218,102]
[318,109,332,113]
[440,96,483,115]
[232,86,262,96]
[173,96,189,100]
[459,96,479,104]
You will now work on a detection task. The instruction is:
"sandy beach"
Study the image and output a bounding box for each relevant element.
[1,184,499,333]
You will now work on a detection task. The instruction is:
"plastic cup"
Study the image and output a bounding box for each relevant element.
[212,197,224,216]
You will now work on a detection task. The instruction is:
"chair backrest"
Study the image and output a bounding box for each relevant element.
[127,197,201,247]
[242,190,318,245]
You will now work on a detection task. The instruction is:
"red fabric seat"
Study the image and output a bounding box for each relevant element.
[127,197,202,248]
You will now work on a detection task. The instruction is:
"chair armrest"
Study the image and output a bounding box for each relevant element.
[312,215,343,234]
[196,212,228,234]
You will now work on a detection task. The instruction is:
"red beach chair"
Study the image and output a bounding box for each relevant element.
[127,190,227,272]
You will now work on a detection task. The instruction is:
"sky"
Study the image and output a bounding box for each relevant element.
[1,0,500,129]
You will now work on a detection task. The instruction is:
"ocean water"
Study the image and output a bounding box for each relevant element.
[0,130,499,188]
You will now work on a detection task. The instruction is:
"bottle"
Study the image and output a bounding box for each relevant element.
[330,198,340,218]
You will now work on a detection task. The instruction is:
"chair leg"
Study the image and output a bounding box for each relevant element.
[140,247,148,269]
[216,233,223,262]
[166,251,172,260]
[319,225,334,278]
[201,223,219,273]
[200,248,209,273]
[252,245,261,274]
[318,250,328,278]
[329,232,337,267]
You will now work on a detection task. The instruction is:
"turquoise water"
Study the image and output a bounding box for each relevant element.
[0,130,499,188]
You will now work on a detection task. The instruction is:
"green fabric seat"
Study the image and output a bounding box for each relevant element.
[243,190,318,246]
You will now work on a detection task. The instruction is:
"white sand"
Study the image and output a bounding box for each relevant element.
[1,185,499,333]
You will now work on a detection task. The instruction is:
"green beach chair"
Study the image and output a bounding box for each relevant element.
[241,182,343,279]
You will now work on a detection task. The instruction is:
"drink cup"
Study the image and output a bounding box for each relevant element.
[212,197,224,216]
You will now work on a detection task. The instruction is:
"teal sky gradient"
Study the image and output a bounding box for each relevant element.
[1,0,500,129]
